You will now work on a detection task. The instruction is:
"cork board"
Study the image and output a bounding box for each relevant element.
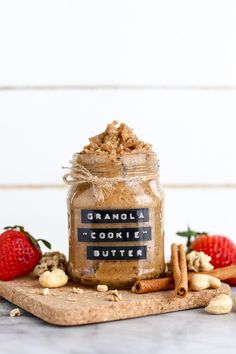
[0,275,231,326]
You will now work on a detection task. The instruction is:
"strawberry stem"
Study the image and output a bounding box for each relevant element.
[176,226,207,252]
[3,225,51,251]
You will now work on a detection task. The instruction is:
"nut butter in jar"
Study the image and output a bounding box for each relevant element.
[64,121,164,288]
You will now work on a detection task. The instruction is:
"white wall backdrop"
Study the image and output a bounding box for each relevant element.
[0,0,236,257]
[1,0,236,86]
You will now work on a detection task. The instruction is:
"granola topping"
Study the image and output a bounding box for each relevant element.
[81,121,152,157]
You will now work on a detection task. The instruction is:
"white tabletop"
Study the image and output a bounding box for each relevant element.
[0,288,235,354]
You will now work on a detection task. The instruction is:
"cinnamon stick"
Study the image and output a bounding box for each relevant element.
[201,265,236,279]
[171,243,188,298]
[131,277,174,293]
[132,264,236,294]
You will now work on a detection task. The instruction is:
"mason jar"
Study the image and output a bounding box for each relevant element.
[64,151,164,289]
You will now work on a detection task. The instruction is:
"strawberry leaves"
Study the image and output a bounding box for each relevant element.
[35,239,51,249]
[3,225,51,251]
[176,226,207,251]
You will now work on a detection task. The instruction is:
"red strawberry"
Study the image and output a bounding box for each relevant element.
[190,234,236,268]
[177,227,236,286]
[0,225,51,281]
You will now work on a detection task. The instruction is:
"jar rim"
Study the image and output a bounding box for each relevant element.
[74,151,158,163]
[71,151,159,177]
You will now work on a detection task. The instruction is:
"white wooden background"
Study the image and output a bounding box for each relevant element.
[0,0,236,258]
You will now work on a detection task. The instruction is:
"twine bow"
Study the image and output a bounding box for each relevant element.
[63,160,158,203]
[63,163,113,203]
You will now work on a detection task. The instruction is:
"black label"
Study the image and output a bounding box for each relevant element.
[78,226,151,242]
[81,208,149,224]
[87,246,147,260]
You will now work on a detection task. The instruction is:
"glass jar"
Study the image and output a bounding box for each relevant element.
[65,151,164,289]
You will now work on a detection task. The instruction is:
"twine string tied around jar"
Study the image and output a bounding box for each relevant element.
[63,162,158,203]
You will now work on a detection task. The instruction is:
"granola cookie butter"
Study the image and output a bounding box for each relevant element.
[64,121,164,288]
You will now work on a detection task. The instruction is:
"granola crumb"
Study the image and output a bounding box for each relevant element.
[80,121,152,157]
[10,308,21,317]
[107,289,122,302]
[72,287,84,294]
[97,284,108,292]
[187,250,214,272]
[109,289,119,296]
[34,251,67,277]
[42,288,50,296]
[109,294,123,302]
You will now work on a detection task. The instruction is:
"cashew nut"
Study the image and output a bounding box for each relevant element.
[39,269,68,288]
[190,274,221,291]
[205,294,232,314]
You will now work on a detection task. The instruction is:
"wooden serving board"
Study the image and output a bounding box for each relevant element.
[0,275,231,326]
